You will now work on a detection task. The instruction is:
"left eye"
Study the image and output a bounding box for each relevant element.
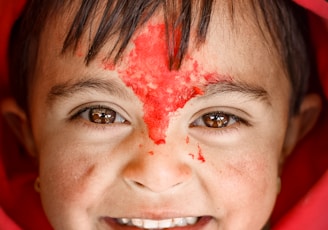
[80,107,127,124]
[191,112,240,128]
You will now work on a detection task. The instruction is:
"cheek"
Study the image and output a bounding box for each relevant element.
[225,158,276,195]
[204,149,279,223]
[38,147,98,213]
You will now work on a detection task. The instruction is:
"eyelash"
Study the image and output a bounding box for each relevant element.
[190,111,250,132]
[70,105,249,136]
[70,105,129,126]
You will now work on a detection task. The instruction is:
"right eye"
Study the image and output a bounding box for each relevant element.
[78,106,128,124]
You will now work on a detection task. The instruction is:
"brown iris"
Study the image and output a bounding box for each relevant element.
[89,108,116,124]
[202,112,229,128]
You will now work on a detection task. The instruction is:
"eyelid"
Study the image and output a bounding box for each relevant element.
[188,107,252,137]
[190,107,251,126]
[189,108,252,141]
[190,112,245,128]
[68,103,131,125]
[82,106,127,124]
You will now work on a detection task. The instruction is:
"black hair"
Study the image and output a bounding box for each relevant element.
[8,0,311,115]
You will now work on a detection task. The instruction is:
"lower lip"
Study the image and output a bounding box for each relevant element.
[101,216,212,230]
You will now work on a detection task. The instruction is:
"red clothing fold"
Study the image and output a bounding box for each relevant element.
[0,0,327,229]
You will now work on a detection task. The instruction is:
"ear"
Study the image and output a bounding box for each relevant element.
[282,93,322,159]
[1,97,37,157]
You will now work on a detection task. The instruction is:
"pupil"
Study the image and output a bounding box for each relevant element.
[90,108,116,124]
[203,112,229,128]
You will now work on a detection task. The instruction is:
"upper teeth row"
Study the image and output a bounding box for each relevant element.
[116,216,198,229]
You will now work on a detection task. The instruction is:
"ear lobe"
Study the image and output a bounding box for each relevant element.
[282,93,322,158]
[0,97,36,157]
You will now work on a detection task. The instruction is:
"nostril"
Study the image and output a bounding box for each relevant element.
[126,177,185,193]
[133,181,146,188]
[122,153,193,193]
[123,165,192,193]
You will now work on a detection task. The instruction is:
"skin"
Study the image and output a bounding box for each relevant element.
[3,2,321,230]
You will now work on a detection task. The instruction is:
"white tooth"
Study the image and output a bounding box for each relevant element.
[119,218,129,224]
[143,219,158,229]
[158,219,173,228]
[173,217,187,227]
[118,217,198,228]
[131,218,143,228]
[186,217,198,225]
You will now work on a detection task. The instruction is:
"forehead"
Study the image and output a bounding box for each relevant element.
[32,1,290,103]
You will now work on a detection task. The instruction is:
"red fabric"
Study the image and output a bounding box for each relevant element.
[0,0,25,88]
[272,2,328,229]
[0,207,21,230]
[272,1,328,228]
[294,0,328,19]
[0,0,327,229]
[0,1,52,229]
[273,172,328,230]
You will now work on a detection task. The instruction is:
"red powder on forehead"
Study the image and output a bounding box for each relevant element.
[104,24,226,144]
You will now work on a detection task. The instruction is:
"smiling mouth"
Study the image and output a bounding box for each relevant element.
[103,216,211,229]
[117,217,198,229]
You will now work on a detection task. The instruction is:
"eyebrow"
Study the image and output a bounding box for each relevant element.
[46,78,130,106]
[46,77,271,107]
[202,80,271,105]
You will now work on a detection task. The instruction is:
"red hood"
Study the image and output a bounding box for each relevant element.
[0,1,327,229]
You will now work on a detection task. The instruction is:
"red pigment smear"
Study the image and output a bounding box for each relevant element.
[188,153,195,160]
[197,145,205,163]
[148,151,154,156]
[104,24,227,144]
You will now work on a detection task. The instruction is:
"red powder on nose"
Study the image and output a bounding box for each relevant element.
[104,24,224,144]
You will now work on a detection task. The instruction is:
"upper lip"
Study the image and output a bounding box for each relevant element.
[100,204,212,219]
[102,210,212,220]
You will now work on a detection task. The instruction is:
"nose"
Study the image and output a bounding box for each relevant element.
[122,148,192,193]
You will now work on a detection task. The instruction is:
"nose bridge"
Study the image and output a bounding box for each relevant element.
[122,144,192,193]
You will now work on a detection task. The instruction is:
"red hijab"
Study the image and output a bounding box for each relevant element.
[0,1,327,229]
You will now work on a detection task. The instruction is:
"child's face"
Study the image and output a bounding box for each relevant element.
[25,4,293,230]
